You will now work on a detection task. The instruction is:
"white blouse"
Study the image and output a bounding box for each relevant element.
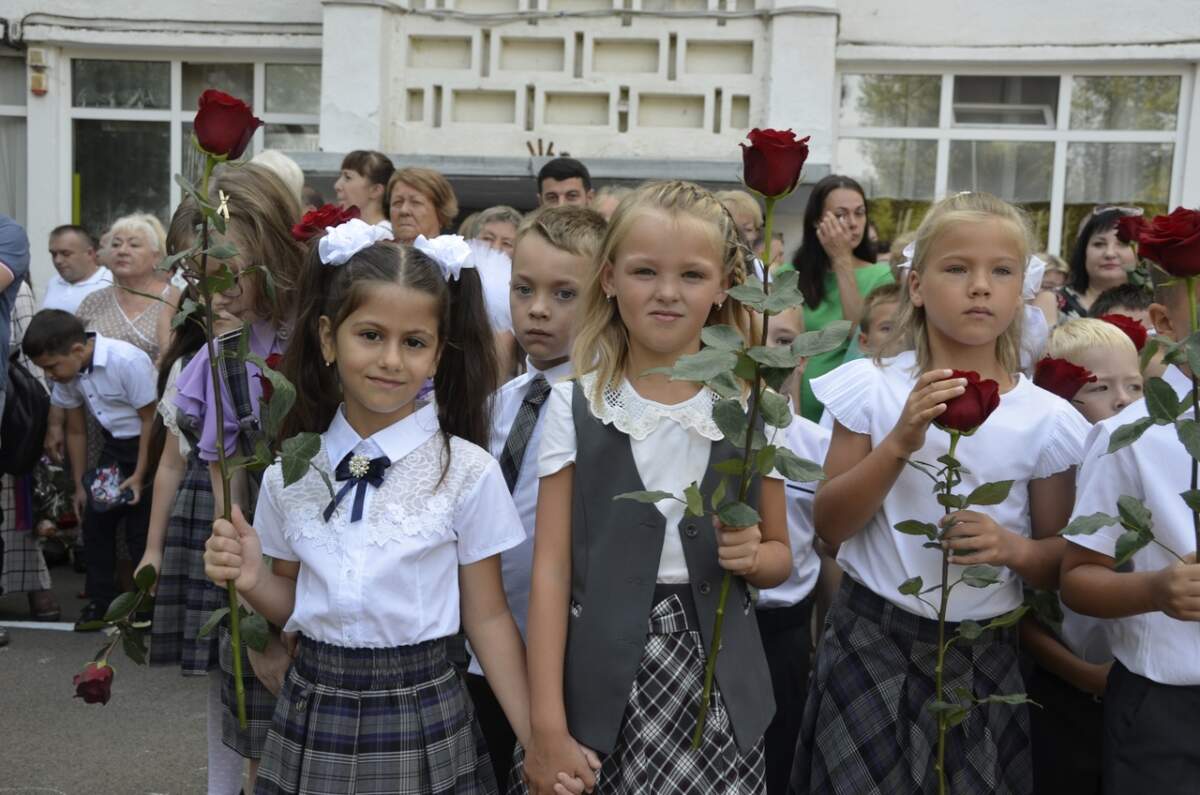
[156,358,191,458]
[813,351,1089,622]
[255,403,525,648]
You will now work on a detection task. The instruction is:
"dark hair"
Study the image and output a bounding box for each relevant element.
[280,241,498,464]
[1068,208,1126,294]
[302,185,325,208]
[537,157,592,193]
[23,309,87,359]
[340,150,395,217]
[158,198,210,399]
[791,175,876,309]
[49,224,96,249]
[1089,283,1153,318]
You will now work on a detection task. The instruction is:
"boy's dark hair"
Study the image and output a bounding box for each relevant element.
[1089,283,1154,318]
[537,157,592,193]
[23,309,87,359]
[49,224,96,249]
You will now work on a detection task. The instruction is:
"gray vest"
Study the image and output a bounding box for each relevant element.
[563,382,775,754]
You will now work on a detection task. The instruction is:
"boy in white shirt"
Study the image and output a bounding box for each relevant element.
[467,204,607,785]
[1062,274,1200,792]
[24,309,157,630]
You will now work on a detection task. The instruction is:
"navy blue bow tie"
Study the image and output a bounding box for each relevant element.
[324,453,391,523]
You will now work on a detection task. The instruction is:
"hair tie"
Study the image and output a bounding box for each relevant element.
[318,218,393,266]
[413,234,474,281]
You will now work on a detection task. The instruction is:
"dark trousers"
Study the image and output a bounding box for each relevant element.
[82,435,150,607]
[1028,663,1102,795]
[757,595,814,795]
[466,671,516,787]
[1103,661,1200,795]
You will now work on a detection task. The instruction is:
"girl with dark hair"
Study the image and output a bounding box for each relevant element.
[781,175,892,422]
[204,221,536,794]
[1034,208,1136,326]
[334,150,395,230]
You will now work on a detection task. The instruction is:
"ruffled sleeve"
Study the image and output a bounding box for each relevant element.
[809,357,880,435]
[173,342,258,463]
[1032,394,1091,479]
[536,381,577,478]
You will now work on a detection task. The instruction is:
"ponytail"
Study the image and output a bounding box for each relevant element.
[433,266,496,450]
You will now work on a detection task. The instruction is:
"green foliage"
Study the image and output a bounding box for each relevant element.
[658,348,739,383]
[615,489,677,504]
[1177,419,1200,461]
[899,576,924,596]
[104,592,140,623]
[197,607,231,640]
[960,565,1002,588]
[1060,511,1119,537]
[963,480,1014,507]
[700,324,745,352]
[727,276,767,311]
[895,520,939,540]
[281,432,325,489]
[773,447,824,482]
[1107,417,1155,454]
[133,564,157,593]
[717,501,760,528]
[1145,376,1182,425]
[246,352,296,441]
[172,298,200,330]
[758,390,792,429]
[684,483,704,518]
[240,613,270,653]
[791,321,854,358]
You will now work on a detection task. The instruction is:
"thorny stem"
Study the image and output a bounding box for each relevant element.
[934,430,960,795]
[1189,276,1199,556]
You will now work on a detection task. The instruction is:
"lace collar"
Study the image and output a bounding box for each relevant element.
[579,372,722,442]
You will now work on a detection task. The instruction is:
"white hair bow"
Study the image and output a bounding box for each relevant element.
[318,218,393,266]
[896,241,1045,300]
[413,234,475,281]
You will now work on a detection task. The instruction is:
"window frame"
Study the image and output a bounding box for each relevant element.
[0,50,28,223]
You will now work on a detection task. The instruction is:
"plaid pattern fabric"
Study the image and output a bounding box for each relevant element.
[0,478,51,593]
[255,636,497,795]
[793,578,1031,795]
[148,453,222,674]
[217,329,267,509]
[219,624,278,759]
[509,590,766,795]
[498,376,550,492]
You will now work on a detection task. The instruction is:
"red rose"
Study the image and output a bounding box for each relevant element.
[194,89,263,160]
[740,129,810,198]
[291,204,361,243]
[1136,207,1200,278]
[1099,313,1149,352]
[1115,214,1148,245]
[256,353,284,404]
[73,661,113,705]
[1034,357,1097,401]
[934,369,1001,435]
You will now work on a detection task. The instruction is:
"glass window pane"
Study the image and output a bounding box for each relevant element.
[72,60,169,109]
[952,75,1058,128]
[265,64,321,115]
[0,116,27,224]
[180,121,254,186]
[264,123,319,151]
[837,137,937,244]
[1062,141,1174,252]
[1070,76,1180,131]
[182,63,254,111]
[839,74,940,128]
[0,57,26,106]
[74,119,169,238]
[948,140,1054,248]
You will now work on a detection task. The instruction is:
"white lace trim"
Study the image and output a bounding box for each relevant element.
[580,371,723,442]
[268,434,493,551]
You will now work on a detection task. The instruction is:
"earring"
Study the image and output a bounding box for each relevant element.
[325,359,333,367]
[605,293,614,301]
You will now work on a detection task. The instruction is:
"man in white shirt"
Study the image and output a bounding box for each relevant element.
[41,225,112,315]
[466,205,606,785]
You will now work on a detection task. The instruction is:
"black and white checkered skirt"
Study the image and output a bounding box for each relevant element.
[255,635,496,795]
[510,585,766,795]
[792,577,1031,795]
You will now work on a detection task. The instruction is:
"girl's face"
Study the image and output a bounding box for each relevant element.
[389,182,441,243]
[478,221,517,256]
[601,209,728,364]
[109,228,158,281]
[765,306,806,396]
[334,169,381,216]
[1084,227,1135,285]
[319,282,441,436]
[1070,345,1143,423]
[910,218,1024,351]
[1041,269,1067,292]
[730,209,761,250]
[208,230,260,323]
[821,188,867,247]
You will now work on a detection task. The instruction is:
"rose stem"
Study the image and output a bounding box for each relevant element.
[934,430,960,795]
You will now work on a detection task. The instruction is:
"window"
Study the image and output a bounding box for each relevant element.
[69,57,321,236]
[0,54,27,224]
[836,71,1186,255]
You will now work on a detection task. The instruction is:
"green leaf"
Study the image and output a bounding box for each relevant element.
[713,398,749,443]
[1107,416,1154,454]
[1114,529,1150,567]
[756,445,777,476]
[104,591,140,623]
[196,607,231,640]
[280,432,323,487]
[174,172,208,209]
[171,298,200,330]
[1181,489,1200,513]
[701,324,746,352]
[937,454,961,469]
[710,478,727,513]
[762,270,805,314]
[122,627,147,665]
[616,489,677,504]
[684,483,704,518]
[963,480,1015,507]
[201,263,237,296]
[727,276,767,311]
[760,366,796,393]
[717,501,760,528]
[981,692,1033,706]
[733,351,758,381]
[1060,511,1119,537]
[240,613,270,652]
[774,447,825,482]
[1145,376,1180,425]
[247,352,297,441]
[957,620,984,641]
[1117,495,1153,534]
[705,370,742,399]
[133,564,157,592]
[791,320,854,358]
[158,246,198,274]
[898,576,924,596]
[205,241,239,260]
[1186,333,1200,379]
[714,458,747,476]
[75,620,106,632]
[1177,419,1200,461]
[747,345,799,369]
[982,605,1027,632]
[666,348,739,383]
[961,565,1002,588]
[759,389,793,429]
[1139,335,1163,373]
[937,493,965,510]
[895,519,939,539]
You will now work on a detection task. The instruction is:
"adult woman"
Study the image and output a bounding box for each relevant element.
[785,175,891,422]
[333,150,394,230]
[387,166,458,243]
[473,205,522,256]
[1034,208,1136,326]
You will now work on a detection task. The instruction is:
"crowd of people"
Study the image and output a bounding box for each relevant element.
[0,145,1193,795]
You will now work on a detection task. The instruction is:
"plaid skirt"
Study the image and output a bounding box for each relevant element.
[792,577,1031,795]
[255,635,496,795]
[149,454,221,674]
[509,585,766,795]
[220,624,279,759]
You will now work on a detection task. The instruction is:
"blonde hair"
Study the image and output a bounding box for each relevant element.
[860,282,901,334]
[594,184,633,204]
[457,211,482,239]
[475,205,524,231]
[387,167,459,229]
[109,213,167,254]
[883,192,1032,373]
[1039,252,1069,274]
[250,150,305,205]
[1044,318,1136,363]
[715,190,764,231]
[572,180,750,402]
[515,205,607,260]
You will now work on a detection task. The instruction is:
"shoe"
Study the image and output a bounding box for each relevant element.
[0,627,9,647]
[74,601,108,631]
[28,590,62,622]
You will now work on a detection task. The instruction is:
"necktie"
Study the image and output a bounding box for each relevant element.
[499,376,552,493]
[324,452,391,522]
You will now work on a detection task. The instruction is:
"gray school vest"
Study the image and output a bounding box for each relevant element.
[563,382,775,754]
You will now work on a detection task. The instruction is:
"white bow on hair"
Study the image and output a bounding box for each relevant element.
[413,234,475,281]
[318,218,394,266]
[896,241,1046,300]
